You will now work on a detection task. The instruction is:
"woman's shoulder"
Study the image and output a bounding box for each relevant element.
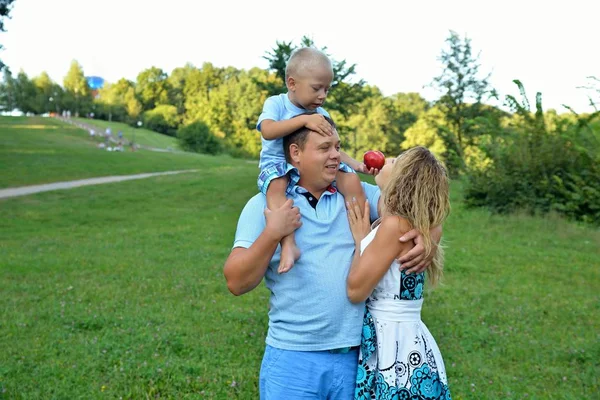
[378,215,412,236]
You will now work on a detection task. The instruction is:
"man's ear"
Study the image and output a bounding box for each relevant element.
[289,143,301,163]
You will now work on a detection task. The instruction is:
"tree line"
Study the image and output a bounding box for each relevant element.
[1,33,598,223]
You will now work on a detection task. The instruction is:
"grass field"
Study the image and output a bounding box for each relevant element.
[72,117,179,150]
[0,117,253,188]
[1,117,599,399]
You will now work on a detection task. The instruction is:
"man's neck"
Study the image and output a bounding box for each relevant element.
[297,180,326,199]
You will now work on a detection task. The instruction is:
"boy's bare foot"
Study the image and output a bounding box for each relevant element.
[278,243,301,274]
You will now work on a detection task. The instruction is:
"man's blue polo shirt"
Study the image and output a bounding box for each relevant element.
[233,182,380,351]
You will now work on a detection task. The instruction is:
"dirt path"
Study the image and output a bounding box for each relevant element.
[0,170,198,199]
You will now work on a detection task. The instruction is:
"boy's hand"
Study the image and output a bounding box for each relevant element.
[304,114,333,137]
[355,163,379,176]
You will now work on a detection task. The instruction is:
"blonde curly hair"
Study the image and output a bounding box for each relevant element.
[382,146,450,286]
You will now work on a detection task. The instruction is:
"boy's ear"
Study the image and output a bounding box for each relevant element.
[289,143,301,163]
[287,76,296,92]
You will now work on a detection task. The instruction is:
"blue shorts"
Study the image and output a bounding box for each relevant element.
[258,161,355,195]
[259,345,359,400]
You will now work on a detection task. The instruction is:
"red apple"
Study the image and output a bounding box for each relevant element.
[363,150,385,171]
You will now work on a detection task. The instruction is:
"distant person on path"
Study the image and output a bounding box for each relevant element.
[224,125,441,399]
[256,47,377,274]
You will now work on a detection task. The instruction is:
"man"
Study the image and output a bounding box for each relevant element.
[224,121,438,399]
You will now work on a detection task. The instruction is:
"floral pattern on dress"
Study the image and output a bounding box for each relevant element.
[360,309,377,361]
[355,308,451,400]
[410,364,447,399]
[399,271,425,301]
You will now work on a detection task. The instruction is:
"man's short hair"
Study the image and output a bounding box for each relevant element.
[285,47,333,82]
[283,114,336,162]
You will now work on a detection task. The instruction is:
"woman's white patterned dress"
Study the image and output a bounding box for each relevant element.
[354,226,451,400]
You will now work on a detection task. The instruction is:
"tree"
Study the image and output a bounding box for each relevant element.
[168,63,196,114]
[32,72,55,114]
[393,92,429,120]
[184,67,266,157]
[95,78,132,121]
[123,86,142,122]
[135,67,169,111]
[63,60,91,117]
[339,86,401,158]
[385,92,430,154]
[0,68,16,111]
[431,31,496,162]
[574,76,600,112]
[183,63,225,125]
[143,104,180,136]
[2,70,63,115]
[260,39,294,95]
[0,0,15,71]
[184,65,230,132]
[14,70,36,114]
[401,107,448,161]
[48,84,65,114]
[183,62,223,107]
[263,39,294,84]
[223,67,267,157]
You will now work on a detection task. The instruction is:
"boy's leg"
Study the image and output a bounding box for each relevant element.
[336,171,367,215]
[266,176,300,273]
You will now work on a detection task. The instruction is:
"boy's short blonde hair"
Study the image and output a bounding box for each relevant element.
[285,48,333,82]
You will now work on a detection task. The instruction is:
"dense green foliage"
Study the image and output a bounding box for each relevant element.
[1,33,598,223]
[464,81,600,223]
[177,120,222,155]
[142,104,180,137]
[0,0,15,70]
[431,31,496,170]
[63,60,92,117]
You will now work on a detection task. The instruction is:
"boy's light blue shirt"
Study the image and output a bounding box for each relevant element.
[257,93,330,170]
[233,182,380,351]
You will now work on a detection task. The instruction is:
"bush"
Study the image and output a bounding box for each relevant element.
[464,81,600,224]
[177,121,223,155]
[464,115,600,224]
[142,105,180,136]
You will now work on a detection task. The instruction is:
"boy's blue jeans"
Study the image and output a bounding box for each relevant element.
[259,345,359,399]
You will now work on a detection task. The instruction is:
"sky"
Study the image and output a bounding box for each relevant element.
[2,0,599,113]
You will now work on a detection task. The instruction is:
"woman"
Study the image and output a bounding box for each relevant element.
[346,146,452,399]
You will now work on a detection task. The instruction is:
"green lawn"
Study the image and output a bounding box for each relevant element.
[72,117,179,150]
[1,118,598,399]
[0,116,255,188]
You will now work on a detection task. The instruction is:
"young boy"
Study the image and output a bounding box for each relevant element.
[257,47,374,274]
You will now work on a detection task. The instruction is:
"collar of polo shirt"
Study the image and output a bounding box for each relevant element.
[295,185,337,209]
